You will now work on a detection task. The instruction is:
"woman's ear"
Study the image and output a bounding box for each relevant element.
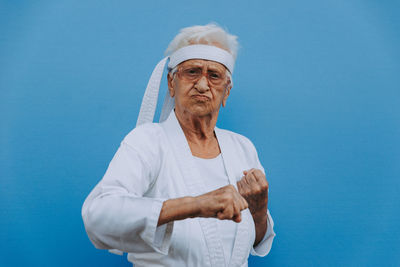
[167,73,175,97]
[222,84,232,107]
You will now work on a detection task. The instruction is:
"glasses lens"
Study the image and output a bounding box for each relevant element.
[182,67,202,80]
[179,67,226,86]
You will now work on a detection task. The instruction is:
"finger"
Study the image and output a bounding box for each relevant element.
[247,175,262,193]
[243,175,252,186]
[238,175,247,187]
[240,196,248,210]
[237,181,243,194]
[232,202,242,222]
[218,207,232,220]
[246,168,256,175]
[233,202,240,217]
[243,169,250,178]
[238,180,250,196]
[220,206,233,220]
[250,170,269,190]
[232,212,242,223]
[247,171,263,187]
[217,211,224,220]
[252,169,265,183]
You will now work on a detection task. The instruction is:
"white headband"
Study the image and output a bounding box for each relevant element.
[136,44,235,127]
[168,44,235,73]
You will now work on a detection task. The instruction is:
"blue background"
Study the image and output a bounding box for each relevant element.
[1,0,399,266]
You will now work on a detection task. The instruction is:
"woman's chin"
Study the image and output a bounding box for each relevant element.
[189,106,218,117]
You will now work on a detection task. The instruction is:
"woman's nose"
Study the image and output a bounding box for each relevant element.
[195,75,210,92]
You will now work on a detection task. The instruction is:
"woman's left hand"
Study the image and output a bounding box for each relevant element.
[237,168,269,246]
[236,168,269,218]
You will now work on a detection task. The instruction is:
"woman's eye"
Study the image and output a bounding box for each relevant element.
[209,73,221,79]
[186,68,199,73]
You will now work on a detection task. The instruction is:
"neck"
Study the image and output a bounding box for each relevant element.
[174,109,219,144]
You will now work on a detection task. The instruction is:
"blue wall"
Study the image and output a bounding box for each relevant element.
[1,1,399,266]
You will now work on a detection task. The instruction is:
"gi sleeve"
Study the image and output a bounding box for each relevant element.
[250,209,276,256]
[81,134,174,255]
[244,136,276,257]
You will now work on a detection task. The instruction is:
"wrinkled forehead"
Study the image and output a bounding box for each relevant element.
[178,59,227,71]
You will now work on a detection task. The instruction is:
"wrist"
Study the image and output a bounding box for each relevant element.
[188,196,201,218]
[251,208,268,223]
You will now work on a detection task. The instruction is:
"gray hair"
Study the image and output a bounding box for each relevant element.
[165,23,238,83]
[165,23,239,59]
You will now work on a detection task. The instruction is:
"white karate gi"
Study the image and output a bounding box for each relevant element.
[82,110,276,267]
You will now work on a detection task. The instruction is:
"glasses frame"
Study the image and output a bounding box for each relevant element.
[172,65,231,87]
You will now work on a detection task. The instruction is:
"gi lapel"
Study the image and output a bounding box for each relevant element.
[214,127,253,267]
[161,111,226,267]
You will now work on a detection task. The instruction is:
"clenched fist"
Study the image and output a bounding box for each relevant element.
[237,168,269,217]
[195,185,248,223]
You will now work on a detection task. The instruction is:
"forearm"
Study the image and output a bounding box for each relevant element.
[252,210,268,246]
[157,196,199,226]
[158,185,248,226]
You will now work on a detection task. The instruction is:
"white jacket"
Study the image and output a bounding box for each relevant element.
[82,110,276,267]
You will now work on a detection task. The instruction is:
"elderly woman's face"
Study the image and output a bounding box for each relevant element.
[168,59,231,117]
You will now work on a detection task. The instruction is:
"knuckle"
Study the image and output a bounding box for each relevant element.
[228,210,234,218]
[226,185,235,192]
[254,187,261,195]
[262,183,269,190]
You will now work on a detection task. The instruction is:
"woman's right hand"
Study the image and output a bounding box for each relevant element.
[158,185,248,226]
[194,185,248,223]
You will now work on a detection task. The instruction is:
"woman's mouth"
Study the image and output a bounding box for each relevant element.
[192,95,210,101]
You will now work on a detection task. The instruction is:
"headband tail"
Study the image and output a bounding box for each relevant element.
[136,57,169,127]
[160,90,175,123]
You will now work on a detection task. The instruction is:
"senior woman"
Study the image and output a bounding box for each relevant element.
[82,24,276,267]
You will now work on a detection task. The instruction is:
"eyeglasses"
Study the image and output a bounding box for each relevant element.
[175,66,228,86]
